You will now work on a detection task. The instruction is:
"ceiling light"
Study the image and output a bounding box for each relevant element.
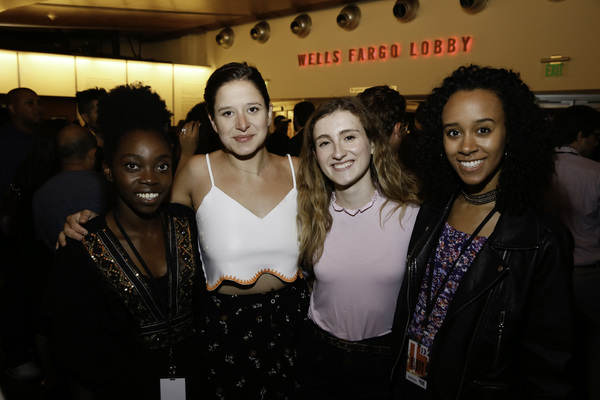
[216,27,234,49]
[291,14,312,38]
[393,0,419,22]
[337,5,361,31]
[460,0,490,13]
[250,21,270,43]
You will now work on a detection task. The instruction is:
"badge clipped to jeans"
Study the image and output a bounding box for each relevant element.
[406,338,429,389]
[160,377,186,400]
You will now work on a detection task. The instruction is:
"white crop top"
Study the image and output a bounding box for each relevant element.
[196,154,301,291]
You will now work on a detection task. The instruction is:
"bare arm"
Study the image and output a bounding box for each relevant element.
[177,120,200,169]
[170,153,201,209]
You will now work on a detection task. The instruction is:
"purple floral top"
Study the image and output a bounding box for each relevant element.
[407,222,488,348]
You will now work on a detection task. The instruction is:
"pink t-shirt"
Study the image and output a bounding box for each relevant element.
[308,191,419,341]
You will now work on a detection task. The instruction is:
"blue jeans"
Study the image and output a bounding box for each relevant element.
[296,320,393,400]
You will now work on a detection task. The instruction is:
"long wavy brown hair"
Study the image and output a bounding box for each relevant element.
[297,97,421,275]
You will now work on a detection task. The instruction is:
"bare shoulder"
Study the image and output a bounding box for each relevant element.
[289,155,301,170]
[271,154,298,178]
[172,153,212,209]
[186,153,209,171]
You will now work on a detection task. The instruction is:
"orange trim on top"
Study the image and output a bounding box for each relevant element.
[206,268,302,291]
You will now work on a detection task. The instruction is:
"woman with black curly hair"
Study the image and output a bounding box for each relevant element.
[390,65,575,399]
[48,83,204,399]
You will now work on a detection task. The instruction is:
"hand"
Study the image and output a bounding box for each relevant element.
[56,210,97,248]
[178,121,200,160]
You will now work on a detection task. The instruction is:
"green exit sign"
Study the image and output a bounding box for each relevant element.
[545,63,563,77]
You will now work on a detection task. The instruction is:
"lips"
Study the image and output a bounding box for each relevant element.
[137,193,159,201]
[332,160,353,170]
[234,135,253,143]
[459,159,483,169]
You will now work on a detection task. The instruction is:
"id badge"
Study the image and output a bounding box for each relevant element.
[160,377,186,400]
[406,338,429,389]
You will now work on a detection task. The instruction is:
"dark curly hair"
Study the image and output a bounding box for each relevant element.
[97,83,173,165]
[418,65,554,213]
[76,87,107,116]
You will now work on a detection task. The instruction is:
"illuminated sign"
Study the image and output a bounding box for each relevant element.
[298,36,472,67]
[545,63,563,77]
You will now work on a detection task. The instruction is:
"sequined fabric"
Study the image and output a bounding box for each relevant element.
[81,214,197,350]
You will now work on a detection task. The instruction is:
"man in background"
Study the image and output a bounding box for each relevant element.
[546,104,600,400]
[357,85,407,155]
[0,87,45,381]
[33,124,110,246]
[0,88,44,198]
[76,87,106,145]
[266,115,291,156]
[288,101,315,157]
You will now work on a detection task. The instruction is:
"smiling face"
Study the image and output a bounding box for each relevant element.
[442,89,507,194]
[105,129,172,218]
[313,110,374,193]
[209,79,273,157]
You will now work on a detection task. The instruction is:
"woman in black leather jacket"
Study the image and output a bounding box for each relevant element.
[391,65,575,399]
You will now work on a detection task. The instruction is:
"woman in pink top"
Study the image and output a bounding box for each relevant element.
[296,97,420,399]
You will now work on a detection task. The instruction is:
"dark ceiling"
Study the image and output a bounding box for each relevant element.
[0,0,360,58]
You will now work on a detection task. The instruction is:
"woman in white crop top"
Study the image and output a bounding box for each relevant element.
[295,97,421,399]
[170,62,309,399]
[60,63,309,399]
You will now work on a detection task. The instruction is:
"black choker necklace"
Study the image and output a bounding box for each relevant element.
[461,188,498,205]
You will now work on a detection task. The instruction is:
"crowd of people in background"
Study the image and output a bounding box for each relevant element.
[0,61,598,400]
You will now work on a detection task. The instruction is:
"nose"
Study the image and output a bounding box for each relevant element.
[332,141,346,160]
[459,133,477,155]
[236,114,249,131]
[140,168,158,185]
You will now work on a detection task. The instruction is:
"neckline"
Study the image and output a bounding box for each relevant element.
[331,190,379,216]
[207,185,295,220]
[555,146,581,156]
[444,221,489,239]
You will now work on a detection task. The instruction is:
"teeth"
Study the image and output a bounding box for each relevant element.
[137,193,159,200]
[333,161,353,170]
[460,160,483,168]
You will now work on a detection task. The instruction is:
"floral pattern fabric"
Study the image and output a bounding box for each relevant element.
[407,222,488,348]
[201,280,309,399]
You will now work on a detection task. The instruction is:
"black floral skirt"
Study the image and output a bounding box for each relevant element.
[201,279,309,400]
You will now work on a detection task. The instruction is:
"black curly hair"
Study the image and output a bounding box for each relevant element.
[76,87,107,116]
[97,83,173,165]
[418,65,554,214]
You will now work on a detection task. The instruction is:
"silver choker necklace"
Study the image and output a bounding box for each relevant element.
[461,188,498,205]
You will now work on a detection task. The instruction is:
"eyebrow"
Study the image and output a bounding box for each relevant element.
[216,102,263,113]
[315,128,360,140]
[121,153,172,160]
[443,118,496,129]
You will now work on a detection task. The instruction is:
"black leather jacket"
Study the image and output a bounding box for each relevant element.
[391,198,575,400]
